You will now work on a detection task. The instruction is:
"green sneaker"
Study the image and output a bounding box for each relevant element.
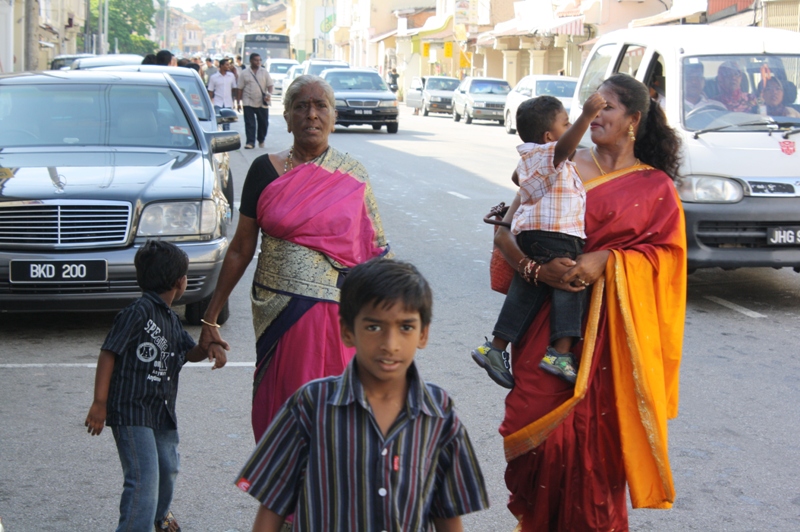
[539,346,578,384]
[471,339,514,389]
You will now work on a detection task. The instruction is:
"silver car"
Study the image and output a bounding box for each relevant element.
[0,71,240,323]
[452,77,511,125]
[405,76,461,116]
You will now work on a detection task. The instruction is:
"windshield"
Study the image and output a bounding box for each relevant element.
[0,84,198,149]
[536,80,576,98]
[309,63,348,76]
[269,63,296,75]
[325,72,388,91]
[469,80,510,95]
[682,55,800,131]
[426,78,460,91]
[170,75,211,120]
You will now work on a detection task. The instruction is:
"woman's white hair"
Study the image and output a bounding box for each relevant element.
[283,75,335,115]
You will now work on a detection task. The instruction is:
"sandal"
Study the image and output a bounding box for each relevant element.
[155,510,181,532]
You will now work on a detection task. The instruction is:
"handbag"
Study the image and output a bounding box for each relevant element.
[483,202,515,295]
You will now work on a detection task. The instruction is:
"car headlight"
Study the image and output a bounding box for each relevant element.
[675,176,744,203]
[138,201,218,237]
[472,101,486,108]
[379,100,397,107]
[335,99,347,107]
[430,96,442,102]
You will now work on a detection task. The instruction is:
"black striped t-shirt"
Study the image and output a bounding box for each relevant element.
[103,291,195,429]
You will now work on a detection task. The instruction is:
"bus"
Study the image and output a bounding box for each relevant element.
[240,33,291,62]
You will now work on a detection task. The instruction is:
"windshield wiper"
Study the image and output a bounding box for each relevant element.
[693,119,778,139]
[783,126,800,139]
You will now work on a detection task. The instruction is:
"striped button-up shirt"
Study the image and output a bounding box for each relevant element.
[236,359,489,531]
[511,141,586,239]
[103,291,194,429]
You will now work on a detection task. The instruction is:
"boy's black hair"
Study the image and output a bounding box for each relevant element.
[134,240,189,294]
[339,259,433,330]
[516,95,565,144]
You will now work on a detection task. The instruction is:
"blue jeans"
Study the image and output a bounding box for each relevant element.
[243,105,268,145]
[493,230,586,345]
[214,105,231,131]
[112,425,179,532]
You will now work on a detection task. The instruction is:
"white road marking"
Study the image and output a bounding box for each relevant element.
[447,191,470,199]
[0,362,255,369]
[703,296,767,318]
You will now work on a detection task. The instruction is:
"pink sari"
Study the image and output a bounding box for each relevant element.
[250,147,388,440]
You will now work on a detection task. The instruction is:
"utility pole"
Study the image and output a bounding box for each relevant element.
[164,0,169,50]
[24,0,38,70]
[84,0,91,53]
[98,0,103,55]
[103,0,109,54]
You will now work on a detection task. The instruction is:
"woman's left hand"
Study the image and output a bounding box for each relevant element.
[560,250,611,287]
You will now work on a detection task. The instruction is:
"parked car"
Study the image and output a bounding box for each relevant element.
[94,64,238,206]
[0,71,240,323]
[452,77,511,125]
[573,26,800,272]
[301,59,349,77]
[285,63,303,88]
[504,75,577,134]
[320,68,399,133]
[69,54,144,70]
[405,76,460,116]
[51,53,94,70]
[267,58,299,97]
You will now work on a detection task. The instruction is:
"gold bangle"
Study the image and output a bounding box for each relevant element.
[200,319,220,328]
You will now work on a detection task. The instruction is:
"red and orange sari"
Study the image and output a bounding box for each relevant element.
[501,165,687,531]
[250,147,388,440]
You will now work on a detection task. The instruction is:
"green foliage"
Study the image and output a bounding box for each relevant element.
[89,0,158,54]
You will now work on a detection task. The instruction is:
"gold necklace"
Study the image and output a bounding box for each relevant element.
[590,147,642,176]
[590,147,607,175]
[284,147,293,173]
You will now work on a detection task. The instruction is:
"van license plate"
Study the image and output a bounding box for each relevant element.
[10,260,108,283]
[766,227,800,246]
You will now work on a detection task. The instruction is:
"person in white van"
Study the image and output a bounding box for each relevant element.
[683,63,711,112]
[712,61,758,113]
[761,77,800,118]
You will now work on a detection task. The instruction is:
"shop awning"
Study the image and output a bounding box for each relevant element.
[710,9,756,26]
[370,29,398,43]
[629,0,707,27]
[550,15,584,35]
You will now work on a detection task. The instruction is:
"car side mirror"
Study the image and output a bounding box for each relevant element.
[206,130,241,154]
[216,107,238,125]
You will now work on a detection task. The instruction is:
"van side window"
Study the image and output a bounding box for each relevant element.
[645,53,667,109]
[578,44,617,104]
[617,45,647,78]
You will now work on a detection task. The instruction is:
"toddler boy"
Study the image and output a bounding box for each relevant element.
[471,92,606,388]
[85,240,227,532]
[236,258,489,531]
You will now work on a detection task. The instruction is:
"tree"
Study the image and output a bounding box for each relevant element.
[86,0,158,55]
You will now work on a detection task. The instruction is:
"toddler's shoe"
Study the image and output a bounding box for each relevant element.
[471,338,514,389]
[539,346,578,384]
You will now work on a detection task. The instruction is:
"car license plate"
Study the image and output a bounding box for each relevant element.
[766,227,800,246]
[354,109,372,115]
[9,260,108,283]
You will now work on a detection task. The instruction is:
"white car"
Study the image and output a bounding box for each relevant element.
[504,75,577,135]
[452,77,511,125]
[267,58,299,97]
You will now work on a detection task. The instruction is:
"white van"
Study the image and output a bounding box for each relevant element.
[571,26,800,272]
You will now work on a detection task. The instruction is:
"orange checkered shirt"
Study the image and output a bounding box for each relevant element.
[511,141,586,238]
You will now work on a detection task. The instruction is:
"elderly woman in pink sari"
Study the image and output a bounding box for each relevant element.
[200,75,389,440]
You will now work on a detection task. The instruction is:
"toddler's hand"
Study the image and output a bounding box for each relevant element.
[208,342,228,370]
[85,402,106,436]
[581,92,607,120]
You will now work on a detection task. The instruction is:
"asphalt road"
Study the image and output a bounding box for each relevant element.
[1,104,800,531]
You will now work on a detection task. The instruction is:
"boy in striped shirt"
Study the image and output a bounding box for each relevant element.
[236,259,489,531]
[471,93,606,388]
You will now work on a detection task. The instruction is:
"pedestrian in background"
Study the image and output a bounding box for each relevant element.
[156,50,174,67]
[204,57,218,85]
[84,240,227,532]
[142,54,157,65]
[235,259,490,531]
[207,58,237,131]
[237,52,273,149]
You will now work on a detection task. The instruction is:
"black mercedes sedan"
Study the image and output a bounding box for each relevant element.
[0,71,240,324]
[321,68,399,133]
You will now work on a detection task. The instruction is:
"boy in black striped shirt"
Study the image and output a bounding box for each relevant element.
[85,240,227,532]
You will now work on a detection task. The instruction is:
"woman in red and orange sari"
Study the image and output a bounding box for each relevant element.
[200,76,389,440]
[496,74,687,531]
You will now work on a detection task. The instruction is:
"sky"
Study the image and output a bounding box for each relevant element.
[169,0,239,13]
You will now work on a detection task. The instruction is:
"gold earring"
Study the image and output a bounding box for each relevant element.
[628,124,636,142]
